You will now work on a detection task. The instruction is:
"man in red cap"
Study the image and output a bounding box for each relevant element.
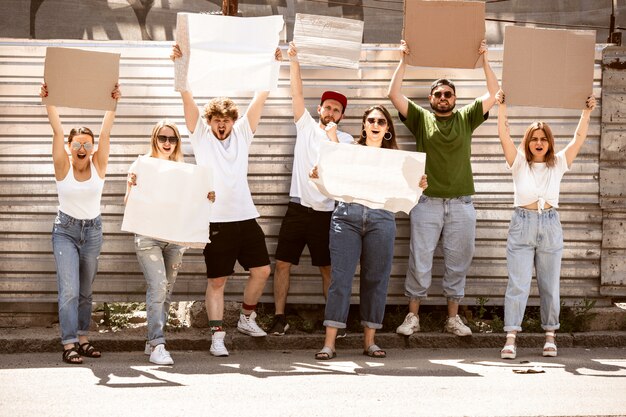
[268,41,353,336]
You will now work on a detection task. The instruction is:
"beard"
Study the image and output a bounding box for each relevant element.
[430,100,455,114]
[320,116,337,126]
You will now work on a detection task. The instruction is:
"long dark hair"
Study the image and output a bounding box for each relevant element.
[357,105,398,150]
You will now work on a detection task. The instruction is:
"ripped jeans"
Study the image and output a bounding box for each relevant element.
[135,235,186,347]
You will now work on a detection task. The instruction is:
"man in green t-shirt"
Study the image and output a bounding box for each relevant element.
[387,39,499,336]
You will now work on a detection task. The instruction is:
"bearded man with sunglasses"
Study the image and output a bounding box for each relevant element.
[387,39,499,337]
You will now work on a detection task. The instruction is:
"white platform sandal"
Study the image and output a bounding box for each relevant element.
[500,333,517,359]
[543,331,557,357]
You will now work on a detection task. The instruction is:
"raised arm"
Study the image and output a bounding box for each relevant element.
[41,83,69,179]
[288,42,305,122]
[245,47,281,133]
[496,90,518,167]
[387,40,410,118]
[563,96,596,167]
[92,83,121,178]
[477,40,499,114]
[171,44,200,133]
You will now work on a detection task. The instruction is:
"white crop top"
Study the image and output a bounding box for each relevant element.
[56,160,105,220]
[508,149,569,211]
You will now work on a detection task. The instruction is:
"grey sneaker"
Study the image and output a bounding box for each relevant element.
[237,311,267,337]
[210,331,229,357]
[444,315,472,336]
[336,328,347,338]
[149,344,174,365]
[396,312,420,336]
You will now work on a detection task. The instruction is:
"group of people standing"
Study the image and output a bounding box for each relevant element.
[43,37,595,366]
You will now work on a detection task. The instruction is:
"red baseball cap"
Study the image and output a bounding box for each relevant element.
[320,91,348,113]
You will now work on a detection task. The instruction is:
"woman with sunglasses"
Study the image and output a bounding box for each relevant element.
[496,91,596,359]
[40,82,121,365]
[313,105,428,360]
[125,120,215,365]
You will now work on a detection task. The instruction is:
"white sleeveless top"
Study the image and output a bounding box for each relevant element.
[56,159,105,220]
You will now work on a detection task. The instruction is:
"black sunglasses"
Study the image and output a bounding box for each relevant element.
[433,91,454,99]
[157,135,179,144]
[366,117,387,127]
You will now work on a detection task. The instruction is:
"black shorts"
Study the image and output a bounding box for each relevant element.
[274,202,332,266]
[203,218,270,279]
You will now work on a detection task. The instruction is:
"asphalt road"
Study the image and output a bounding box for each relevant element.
[1,348,625,417]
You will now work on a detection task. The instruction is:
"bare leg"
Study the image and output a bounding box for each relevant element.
[319,265,331,300]
[205,277,227,321]
[272,260,291,315]
[242,265,270,314]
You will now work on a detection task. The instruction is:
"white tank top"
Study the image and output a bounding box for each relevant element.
[56,159,105,220]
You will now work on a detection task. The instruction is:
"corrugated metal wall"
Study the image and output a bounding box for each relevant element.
[0,39,610,314]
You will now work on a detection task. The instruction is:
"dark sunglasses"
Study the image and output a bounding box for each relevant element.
[70,141,94,151]
[433,91,454,99]
[366,117,387,127]
[157,135,179,144]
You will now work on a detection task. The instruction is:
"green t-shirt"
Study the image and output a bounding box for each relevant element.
[401,99,487,198]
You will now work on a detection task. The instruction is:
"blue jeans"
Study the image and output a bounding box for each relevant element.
[52,211,103,345]
[404,195,476,301]
[135,235,186,346]
[504,207,563,332]
[324,202,396,329]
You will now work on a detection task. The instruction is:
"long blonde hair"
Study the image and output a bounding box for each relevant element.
[521,121,556,167]
[148,120,184,162]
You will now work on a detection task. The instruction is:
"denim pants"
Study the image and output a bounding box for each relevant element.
[504,207,563,332]
[324,202,396,330]
[135,235,186,346]
[52,211,103,345]
[404,195,476,301]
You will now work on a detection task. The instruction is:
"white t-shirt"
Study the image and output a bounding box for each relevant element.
[291,110,354,211]
[56,159,104,220]
[508,149,570,210]
[190,115,258,222]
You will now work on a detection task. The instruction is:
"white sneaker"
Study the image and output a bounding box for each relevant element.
[396,312,420,336]
[444,315,472,337]
[237,311,267,337]
[210,331,229,357]
[144,341,151,356]
[149,344,174,365]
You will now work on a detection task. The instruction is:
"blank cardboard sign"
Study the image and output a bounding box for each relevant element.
[403,0,485,69]
[43,47,119,111]
[502,26,595,110]
[293,13,364,69]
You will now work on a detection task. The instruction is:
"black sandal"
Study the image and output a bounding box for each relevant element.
[62,347,83,364]
[77,342,101,358]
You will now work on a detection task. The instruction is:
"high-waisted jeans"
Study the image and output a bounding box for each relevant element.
[323,202,396,330]
[504,207,563,332]
[52,211,103,345]
[135,235,186,347]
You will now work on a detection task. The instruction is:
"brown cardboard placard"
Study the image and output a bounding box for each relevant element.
[502,25,595,110]
[43,47,120,111]
[293,13,364,69]
[403,0,485,69]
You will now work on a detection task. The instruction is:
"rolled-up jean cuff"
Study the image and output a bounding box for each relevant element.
[61,337,79,345]
[542,324,560,331]
[446,297,463,303]
[149,337,166,347]
[503,325,522,332]
[407,295,426,301]
[361,320,383,330]
[323,319,346,329]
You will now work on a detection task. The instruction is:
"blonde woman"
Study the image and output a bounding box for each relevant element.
[125,120,215,365]
[496,91,595,359]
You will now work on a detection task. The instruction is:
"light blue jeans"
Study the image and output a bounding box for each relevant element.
[504,207,563,332]
[324,202,396,329]
[52,211,103,345]
[135,235,186,347]
[404,195,476,301]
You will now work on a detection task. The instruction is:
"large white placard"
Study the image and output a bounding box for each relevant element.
[122,156,213,248]
[174,13,284,93]
[311,142,426,214]
[293,13,364,69]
